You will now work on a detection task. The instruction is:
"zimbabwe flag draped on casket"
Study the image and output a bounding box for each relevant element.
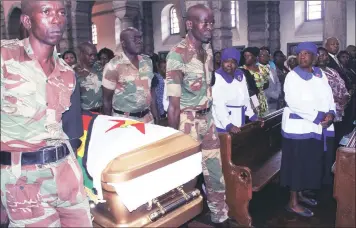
[77,112,150,203]
[77,111,99,203]
[77,112,203,211]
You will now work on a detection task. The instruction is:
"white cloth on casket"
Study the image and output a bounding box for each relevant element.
[86,115,202,212]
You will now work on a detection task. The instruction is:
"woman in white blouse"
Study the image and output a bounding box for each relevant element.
[212,47,259,133]
[281,42,335,217]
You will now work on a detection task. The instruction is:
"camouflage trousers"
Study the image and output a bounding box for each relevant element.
[180,110,229,223]
[0,153,92,227]
[112,111,154,123]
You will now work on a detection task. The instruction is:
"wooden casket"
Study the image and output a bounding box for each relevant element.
[77,113,203,227]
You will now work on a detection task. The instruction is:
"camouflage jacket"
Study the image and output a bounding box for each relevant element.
[74,61,103,110]
[0,38,76,152]
[102,51,154,113]
[165,35,214,111]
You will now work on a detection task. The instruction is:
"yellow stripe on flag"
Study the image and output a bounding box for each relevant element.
[77,130,88,158]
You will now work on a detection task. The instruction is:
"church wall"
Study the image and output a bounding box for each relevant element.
[346,0,356,46]
[3,1,21,39]
[152,1,248,53]
[152,1,182,53]
[279,1,322,55]
[92,1,117,52]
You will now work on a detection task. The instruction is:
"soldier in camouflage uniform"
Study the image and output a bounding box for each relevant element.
[74,42,103,113]
[166,4,233,227]
[102,27,158,123]
[0,1,91,227]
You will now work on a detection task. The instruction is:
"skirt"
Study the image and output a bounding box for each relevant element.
[280,137,324,191]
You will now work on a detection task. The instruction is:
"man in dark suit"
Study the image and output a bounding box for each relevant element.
[325,37,352,87]
[325,37,342,73]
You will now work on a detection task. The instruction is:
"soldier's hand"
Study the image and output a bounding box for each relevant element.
[229,126,241,134]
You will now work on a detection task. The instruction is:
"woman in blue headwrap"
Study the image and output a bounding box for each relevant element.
[212,47,259,133]
[281,42,336,217]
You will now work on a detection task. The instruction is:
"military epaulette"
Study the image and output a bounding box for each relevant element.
[1,39,21,49]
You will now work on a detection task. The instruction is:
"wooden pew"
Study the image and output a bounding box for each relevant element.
[219,109,283,226]
[334,128,355,228]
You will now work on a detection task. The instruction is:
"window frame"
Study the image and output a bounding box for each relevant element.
[91,23,98,45]
[304,1,323,22]
[169,6,180,35]
[231,0,237,28]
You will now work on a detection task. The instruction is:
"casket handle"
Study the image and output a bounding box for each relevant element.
[153,198,166,215]
[148,189,201,222]
[146,200,153,211]
[177,186,189,200]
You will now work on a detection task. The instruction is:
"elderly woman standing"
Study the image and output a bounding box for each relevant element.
[212,48,258,133]
[281,42,336,217]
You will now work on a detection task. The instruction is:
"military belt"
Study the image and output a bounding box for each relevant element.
[195,107,211,115]
[0,144,70,166]
[114,108,150,118]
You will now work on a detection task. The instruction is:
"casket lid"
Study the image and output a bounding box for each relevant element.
[101,132,200,183]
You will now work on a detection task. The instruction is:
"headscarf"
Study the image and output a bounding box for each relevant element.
[240,47,260,66]
[295,42,318,55]
[220,47,241,63]
[284,55,297,71]
[215,47,244,83]
[293,42,321,80]
[242,47,260,57]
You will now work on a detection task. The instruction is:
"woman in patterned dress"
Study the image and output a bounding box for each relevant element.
[317,47,350,185]
[242,47,269,117]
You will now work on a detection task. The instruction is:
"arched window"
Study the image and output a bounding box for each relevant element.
[305,1,323,21]
[92,23,98,45]
[170,6,179,35]
[231,1,237,28]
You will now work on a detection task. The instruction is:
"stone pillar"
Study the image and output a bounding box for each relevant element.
[247,1,268,48]
[70,0,95,51]
[267,1,280,53]
[210,0,233,51]
[58,0,74,53]
[142,1,155,55]
[0,2,6,39]
[113,1,140,30]
[323,0,347,50]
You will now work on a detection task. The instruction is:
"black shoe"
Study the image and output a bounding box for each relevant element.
[299,196,318,207]
[302,190,316,197]
[213,218,239,228]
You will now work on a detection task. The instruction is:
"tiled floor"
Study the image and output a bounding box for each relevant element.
[186,182,336,227]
